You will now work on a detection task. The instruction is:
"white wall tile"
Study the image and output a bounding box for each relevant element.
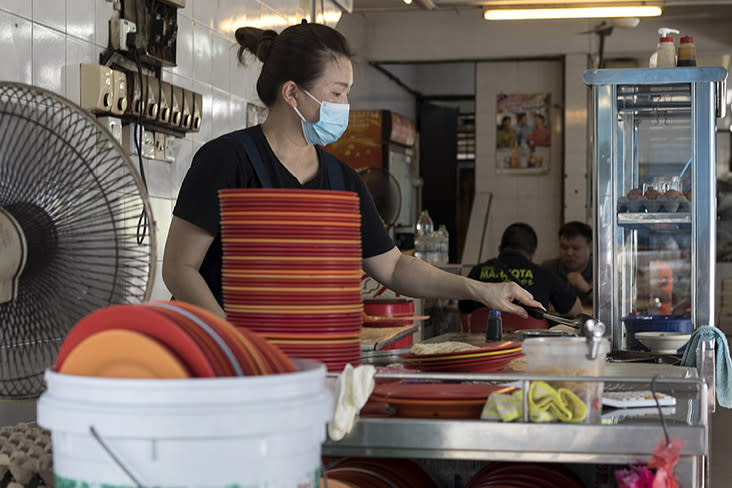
[214,0,257,36]
[192,22,213,85]
[0,11,32,84]
[172,15,193,78]
[65,36,95,104]
[143,158,173,198]
[179,0,193,20]
[32,0,65,32]
[212,33,232,93]
[1,0,32,19]
[170,71,193,91]
[193,0,216,29]
[172,137,194,195]
[211,87,231,138]
[230,51,261,101]
[150,262,171,301]
[230,96,246,133]
[192,81,213,144]
[32,23,66,95]
[149,196,172,260]
[94,0,116,48]
[66,0,94,43]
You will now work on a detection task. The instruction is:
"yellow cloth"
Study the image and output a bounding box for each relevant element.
[480,381,587,423]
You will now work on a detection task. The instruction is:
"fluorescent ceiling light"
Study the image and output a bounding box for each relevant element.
[403,0,414,4]
[483,5,662,20]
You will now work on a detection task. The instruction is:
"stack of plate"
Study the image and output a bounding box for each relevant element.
[367,382,515,419]
[324,457,437,487]
[219,189,363,371]
[466,462,583,488]
[54,301,295,378]
[399,341,523,373]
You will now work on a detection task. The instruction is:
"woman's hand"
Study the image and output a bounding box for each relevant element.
[469,280,545,318]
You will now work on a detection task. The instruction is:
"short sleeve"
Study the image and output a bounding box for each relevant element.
[173,138,244,236]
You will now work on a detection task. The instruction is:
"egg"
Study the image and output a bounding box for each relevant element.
[644,189,661,200]
[664,189,683,199]
[627,188,642,200]
[684,190,692,200]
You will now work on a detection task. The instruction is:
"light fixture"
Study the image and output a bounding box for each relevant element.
[483,5,662,20]
[402,0,413,4]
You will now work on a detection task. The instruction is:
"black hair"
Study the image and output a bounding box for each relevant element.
[500,223,537,255]
[559,221,592,244]
[234,23,352,107]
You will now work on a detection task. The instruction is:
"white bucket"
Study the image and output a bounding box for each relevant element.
[37,359,332,488]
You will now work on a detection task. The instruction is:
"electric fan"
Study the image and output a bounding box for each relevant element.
[358,167,402,230]
[0,83,155,398]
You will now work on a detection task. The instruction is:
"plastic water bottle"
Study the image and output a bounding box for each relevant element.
[415,210,434,262]
[435,225,449,265]
[486,310,503,341]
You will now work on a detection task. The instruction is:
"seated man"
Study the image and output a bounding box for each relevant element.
[459,223,582,318]
[542,221,593,306]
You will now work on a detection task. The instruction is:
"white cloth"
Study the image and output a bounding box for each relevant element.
[327,364,376,441]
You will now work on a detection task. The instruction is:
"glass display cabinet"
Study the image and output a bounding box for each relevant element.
[584,68,728,350]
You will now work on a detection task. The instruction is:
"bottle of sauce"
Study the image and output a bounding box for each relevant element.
[656,36,677,68]
[485,310,503,341]
[678,35,696,66]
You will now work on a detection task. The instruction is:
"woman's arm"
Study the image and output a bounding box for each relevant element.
[363,247,544,318]
[162,216,226,317]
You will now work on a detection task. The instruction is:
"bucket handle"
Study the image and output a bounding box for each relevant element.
[90,426,148,488]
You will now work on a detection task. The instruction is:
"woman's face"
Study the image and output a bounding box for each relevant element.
[297,55,353,122]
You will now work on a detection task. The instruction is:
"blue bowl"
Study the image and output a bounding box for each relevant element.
[622,315,692,352]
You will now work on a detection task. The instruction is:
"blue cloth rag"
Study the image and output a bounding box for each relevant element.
[680,325,732,408]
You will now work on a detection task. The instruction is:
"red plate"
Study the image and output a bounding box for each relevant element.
[222,245,362,256]
[221,226,361,235]
[151,301,264,376]
[223,296,362,306]
[141,303,237,377]
[371,382,512,401]
[54,304,216,377]
[244,325,361,334]
[409,351,524,368]
[223,278,361,288]
[219,188,359,199]
[221,259,361,269]
[226,313,363,326]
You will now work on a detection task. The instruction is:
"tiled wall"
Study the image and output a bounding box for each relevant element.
[0,0,342,301]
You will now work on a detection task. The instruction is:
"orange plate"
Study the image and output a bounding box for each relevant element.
[59,329,190,379]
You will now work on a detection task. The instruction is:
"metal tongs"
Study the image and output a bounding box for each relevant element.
[520,305,607,360]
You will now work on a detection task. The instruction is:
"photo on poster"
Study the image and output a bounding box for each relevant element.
[495,93,551,174]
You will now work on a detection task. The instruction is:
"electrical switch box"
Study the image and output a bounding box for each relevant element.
[181,89,193,130]
[80,64,114,113]
[143,129,156,159]
[170,84,183,128]
[164,134,178,162]
[125,72,145,117]
[96,116,124,146]
[110,18,136,51]
[144,75,160,121]
[121,0,181,67]
[158,81,171,125]
[191,91,202,132]
[154,131,166,161]
[110,69,128,115]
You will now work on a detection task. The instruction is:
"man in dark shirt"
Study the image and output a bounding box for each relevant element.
[542,221,593,306]
[459,223,582,316]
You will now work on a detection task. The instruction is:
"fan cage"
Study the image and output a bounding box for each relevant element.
[0,82,156,398]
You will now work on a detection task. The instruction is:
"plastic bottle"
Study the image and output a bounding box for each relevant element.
[649,27,679,68]
[435,225,449,265]
[678,35,696,66]
[485,310,503,341]
[415,210,434,262]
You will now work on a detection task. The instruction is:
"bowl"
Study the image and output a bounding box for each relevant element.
[634,332,691,355]
[622,315,692,351]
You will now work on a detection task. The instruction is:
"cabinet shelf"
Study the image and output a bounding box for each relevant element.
[617,212,691,225]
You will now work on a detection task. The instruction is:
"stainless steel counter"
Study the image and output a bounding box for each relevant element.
[323,363,708,486]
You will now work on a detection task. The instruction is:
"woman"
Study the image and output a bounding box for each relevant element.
[163,22,543,319]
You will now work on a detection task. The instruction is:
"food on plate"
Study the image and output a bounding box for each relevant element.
[409,341,480,355]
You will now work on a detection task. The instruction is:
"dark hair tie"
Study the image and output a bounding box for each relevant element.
[256,32,276,49]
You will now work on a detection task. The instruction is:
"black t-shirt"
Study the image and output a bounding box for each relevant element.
[458,250,578,314]
[542,257,593,306]
[173,125,395,305]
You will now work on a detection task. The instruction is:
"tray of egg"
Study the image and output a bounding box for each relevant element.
[617,188,690,213]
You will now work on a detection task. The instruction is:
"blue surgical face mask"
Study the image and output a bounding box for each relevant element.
[292,88,349,146]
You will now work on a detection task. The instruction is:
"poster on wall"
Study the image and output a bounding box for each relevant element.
[495,93,551,174]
